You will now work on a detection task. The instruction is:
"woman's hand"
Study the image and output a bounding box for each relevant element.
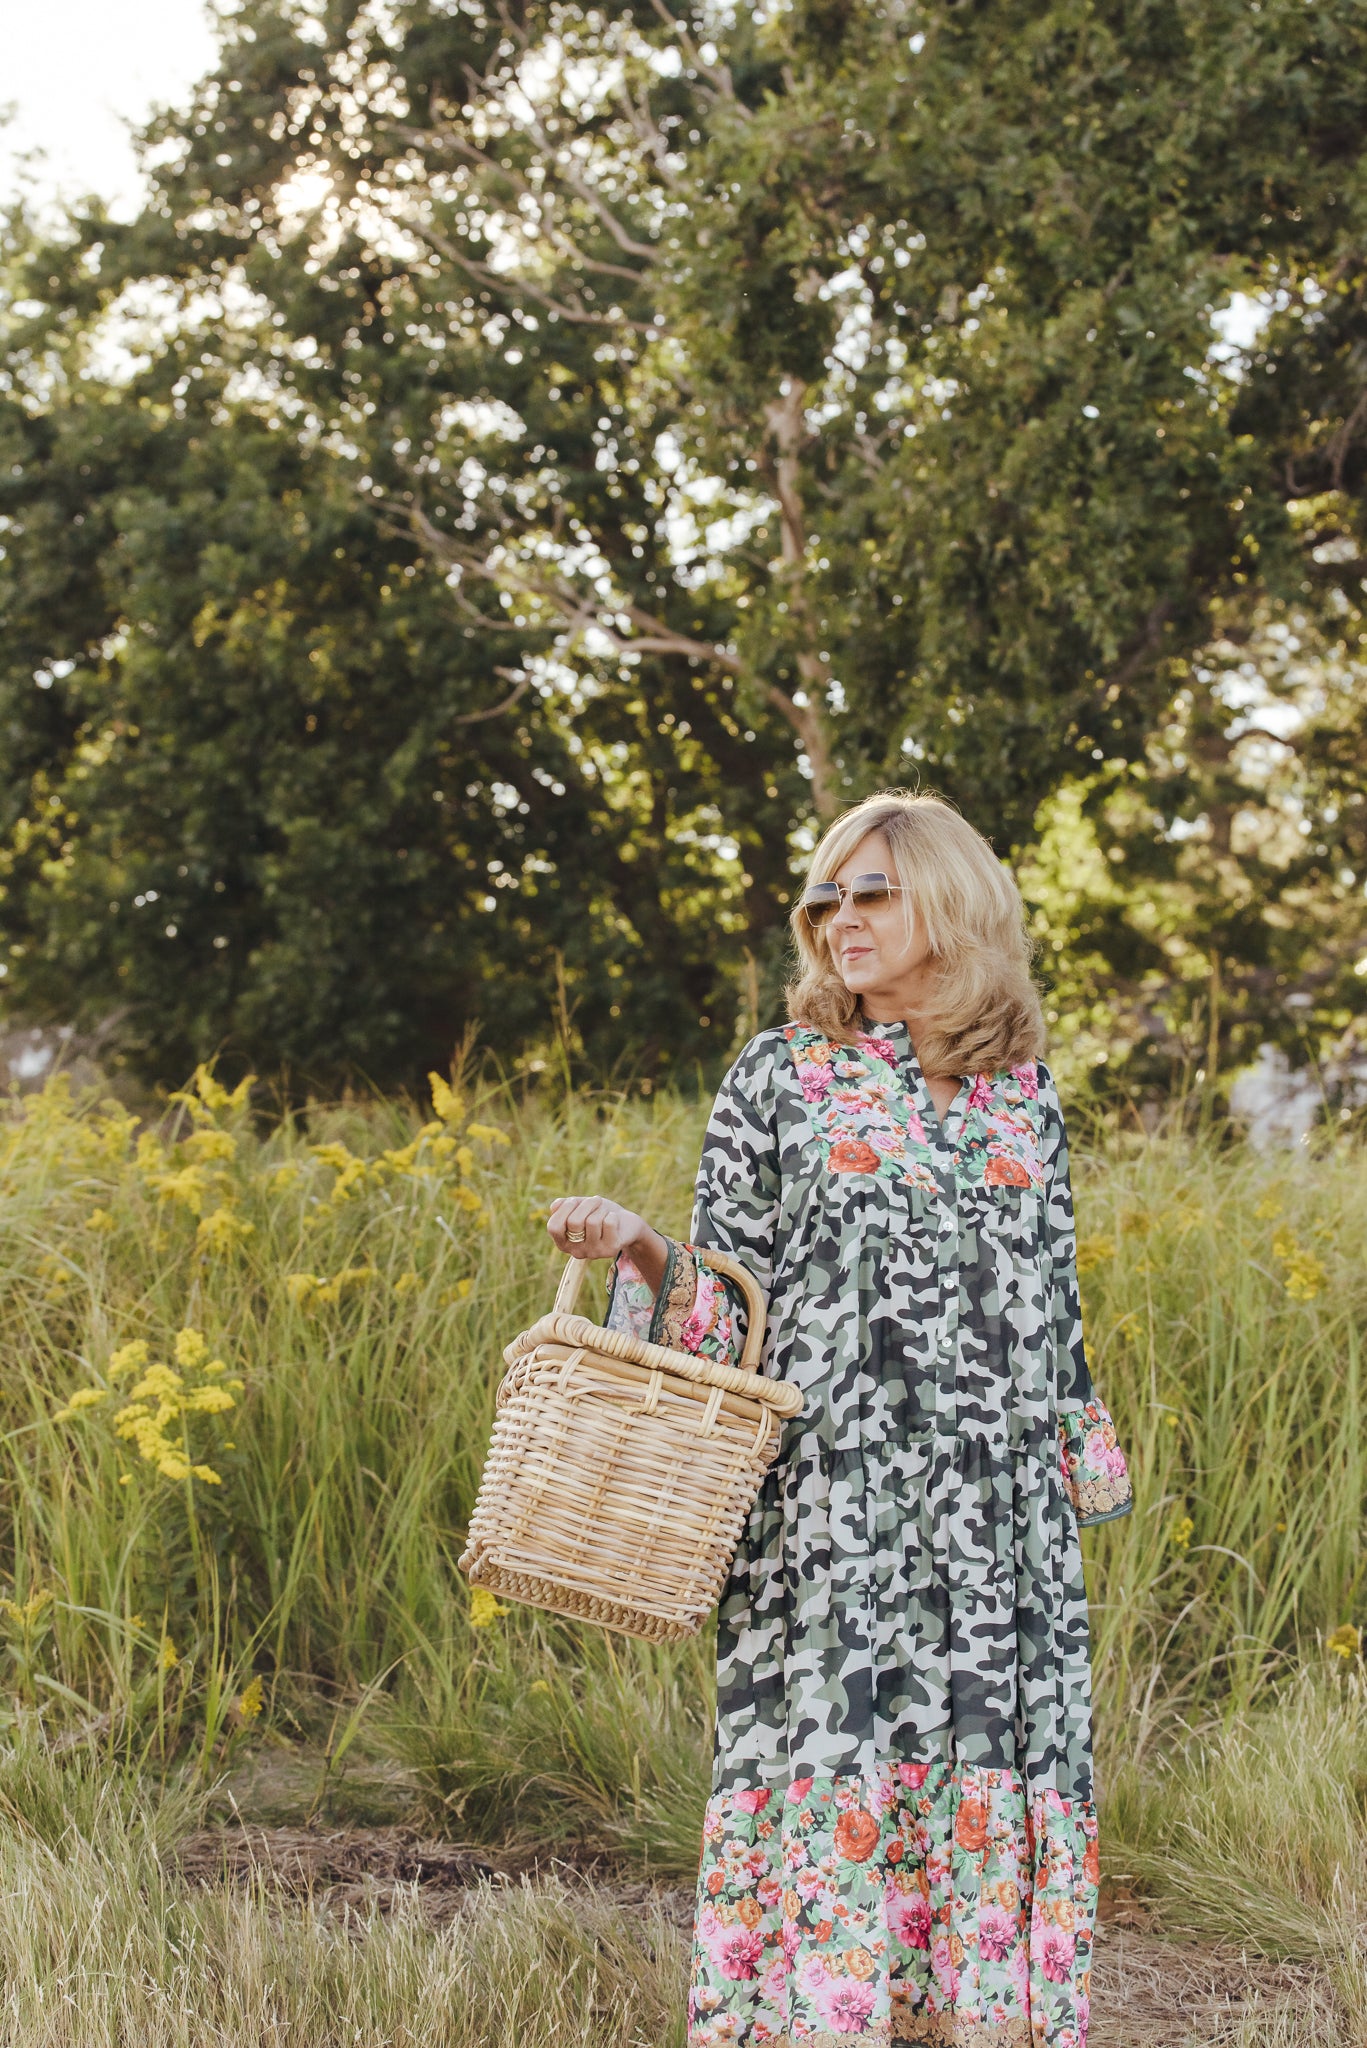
[546,1196,668,1290]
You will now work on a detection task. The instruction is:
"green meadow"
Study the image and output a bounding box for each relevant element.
[0,1068,1363,2045]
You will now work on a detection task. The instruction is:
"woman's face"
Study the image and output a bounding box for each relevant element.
[822,829,932,999]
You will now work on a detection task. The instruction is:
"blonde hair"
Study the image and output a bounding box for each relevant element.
[785,790,1045,1075]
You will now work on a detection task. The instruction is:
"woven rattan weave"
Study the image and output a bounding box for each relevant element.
[459,1249,802,1641]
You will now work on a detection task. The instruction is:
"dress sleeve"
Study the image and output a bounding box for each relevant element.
[1037,1062,1134,1528]
[604,1037,780,1372]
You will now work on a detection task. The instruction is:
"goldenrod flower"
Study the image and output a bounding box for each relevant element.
[236,1674,264,1719]
[465,1122,511,1148]
[183,1386,235,1415]
[183,1128,236,1164]
[1271,1229,1327,1302]
[1171,1515,1194,1551]
[469,1587,508,1629]
[52,1387,110,1422]
[428,1072,464,1126]
[85,1207,115,1233]
[394,1271,420,1296]
[108,1341,150,1382]
[159,1635,179,1670]
[145,1163,211,1216]
[1075,1238,1115,1275]
[197,1208,255,1256]
[1327,1624,1361,1662]
[0,1589,52,1630]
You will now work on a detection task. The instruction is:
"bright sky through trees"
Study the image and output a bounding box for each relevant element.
[0,0,217,217]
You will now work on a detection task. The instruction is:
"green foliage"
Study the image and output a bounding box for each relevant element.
[1,0,1365,1089]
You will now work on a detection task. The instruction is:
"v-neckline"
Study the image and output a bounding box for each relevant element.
[861,1018,968,1149]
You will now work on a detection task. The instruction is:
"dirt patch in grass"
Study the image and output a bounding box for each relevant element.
[1089,1922,1332,2046]
[176,1823,695,1930]
[176,1826,1334,2044]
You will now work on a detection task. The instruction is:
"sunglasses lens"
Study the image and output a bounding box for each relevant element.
[850,875,894,910]
[802,887,840,927]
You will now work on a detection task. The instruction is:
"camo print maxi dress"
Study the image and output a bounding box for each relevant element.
[608,1023,1132,2048]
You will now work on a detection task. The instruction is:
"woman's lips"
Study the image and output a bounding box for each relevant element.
[840,946,873,964]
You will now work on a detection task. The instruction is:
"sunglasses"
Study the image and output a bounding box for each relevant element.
[800,873,909,928]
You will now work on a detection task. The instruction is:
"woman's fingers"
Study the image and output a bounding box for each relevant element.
[547,1194,610,1256]
[546,1195,633,1258]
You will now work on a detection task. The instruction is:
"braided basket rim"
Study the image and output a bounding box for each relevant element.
[502,1310,805,1417]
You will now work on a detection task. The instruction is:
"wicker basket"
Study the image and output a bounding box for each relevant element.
[458,1249,803,1642]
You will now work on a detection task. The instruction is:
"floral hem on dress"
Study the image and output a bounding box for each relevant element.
[690,1763,1096,2048]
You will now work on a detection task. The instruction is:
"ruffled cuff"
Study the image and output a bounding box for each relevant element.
[605,1241,742,1368]
[1059,1399,1133,1526]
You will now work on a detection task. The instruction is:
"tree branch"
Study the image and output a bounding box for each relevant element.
[409,218,653,331]
[452,667,535,724]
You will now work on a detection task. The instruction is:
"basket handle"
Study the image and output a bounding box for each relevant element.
[551,1245,768,1375]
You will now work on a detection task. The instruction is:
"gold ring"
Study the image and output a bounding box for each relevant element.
[566,1227,586,1243]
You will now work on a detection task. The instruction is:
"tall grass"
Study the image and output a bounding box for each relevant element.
[0,1737,686,2048]
[0,1069,1364,1974]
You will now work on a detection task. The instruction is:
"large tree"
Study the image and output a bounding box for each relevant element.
[2,0,1365,1090]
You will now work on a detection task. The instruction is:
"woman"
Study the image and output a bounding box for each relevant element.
[548,790,1131,2048]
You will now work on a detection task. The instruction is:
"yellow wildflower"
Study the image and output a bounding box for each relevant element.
[159,1635,179,1670]
[0,1589,53,1630]
[1075,1238,1115,1275]
[286,1273,324,1305]
[310,1143,368,1202]
[169,1063,255,1119]
[440,1278,474,1306]
[182,1386,235,1416]
[85,1207,115,1233]
[428,1072,464,1126]
[145,1163,211,1216]
[379,1138,422,1174]
[108,1340,150,1382]
[468,1586,508,1629]
[1171,1515,1194,1551]
[174,1329,209,1371]
[393,1271,420,1296]
[1272,1229,1327,1302]
[451,1185,483,1214]
[465,1121,511,1148]
[51,1387,110,1423]
[237,1673,265,1719]
[183,1128,237,1164]
[196,1207,255,1255]
[1327,1624,1361,1662]
[1254,1190,1283,1222]
[128,1363,185,1403]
